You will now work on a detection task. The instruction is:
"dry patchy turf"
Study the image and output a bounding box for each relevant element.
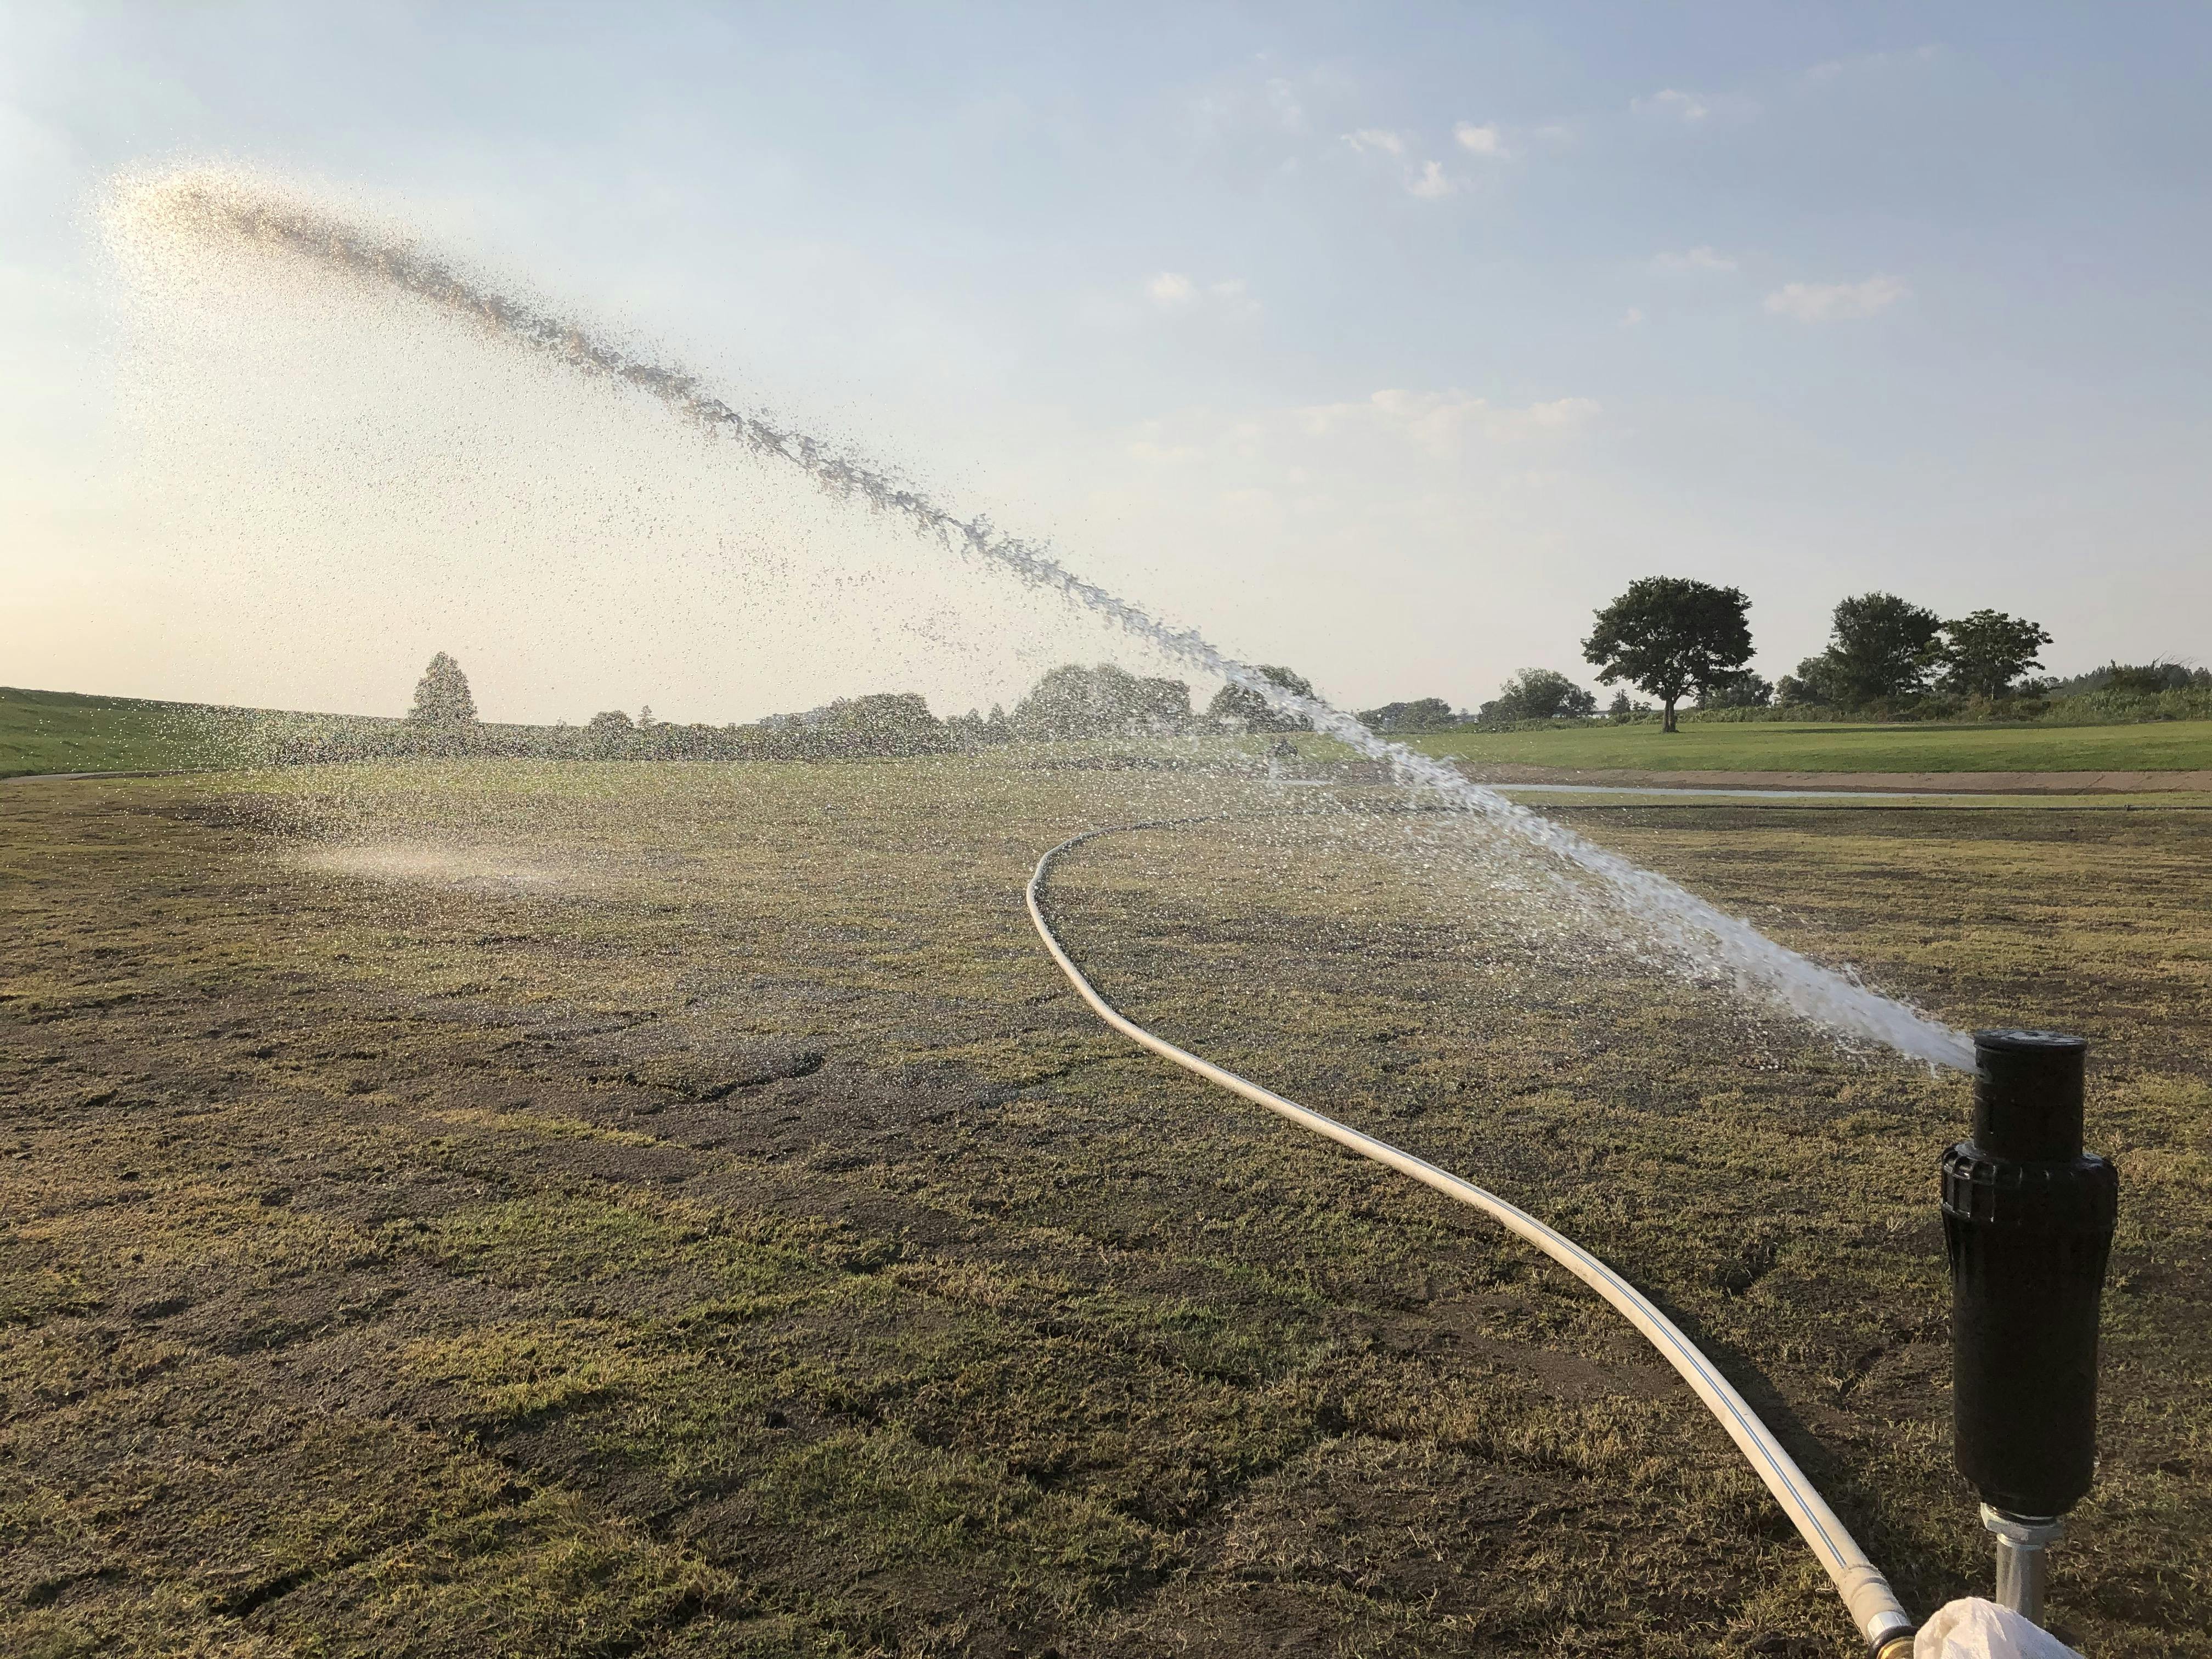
[2,761,2207,1658]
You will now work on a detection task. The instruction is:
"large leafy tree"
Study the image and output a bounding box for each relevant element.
[407,652,478,724]
[1934,610,2052,698]
[1011,663,1192,738]
[582,709,634,757]
[1582,578,1753,733]
[1130,675,1193,727]
[819,692,951,755]
[1480,668,1597,723]
[1206,664,1316,732]
[1801,592,1943,706]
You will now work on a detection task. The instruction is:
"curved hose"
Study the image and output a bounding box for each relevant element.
[1026,822,1916,1657]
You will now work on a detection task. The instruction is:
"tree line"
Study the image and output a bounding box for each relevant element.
[1576,579,2061,732]
[359,657,1270,764]
[958,661,1319,741]
[366,654,1329,764]
[361,597,2191,769]
[1367,580,2089,736]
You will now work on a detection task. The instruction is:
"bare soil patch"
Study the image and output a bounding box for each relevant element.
[3,766,2205,1656]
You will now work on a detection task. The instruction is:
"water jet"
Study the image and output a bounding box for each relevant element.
[102,163,1978,1071]
[111,163,2137,1649]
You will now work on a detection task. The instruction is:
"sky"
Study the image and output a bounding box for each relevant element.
[4,3,2209,724]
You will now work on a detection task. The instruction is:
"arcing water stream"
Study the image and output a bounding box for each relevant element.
[104,166,1974,1070]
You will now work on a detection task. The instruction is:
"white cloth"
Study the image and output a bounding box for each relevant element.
[1916,1598,2085,1658]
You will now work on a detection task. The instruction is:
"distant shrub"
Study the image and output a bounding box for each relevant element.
[1478,668,1598,724]
[1697,670,1774,710]
[2041,661,2209,699]
[2044,686,2212,724]
[191,692,956,768]
[1207,665,1316,733]
[810,692,953,756]
[1013,664,1190,738]
[1358,697,1460,732]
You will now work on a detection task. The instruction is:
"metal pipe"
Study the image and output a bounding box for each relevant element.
[1028,822,1917,1657]
[1982,1507,2064,1626]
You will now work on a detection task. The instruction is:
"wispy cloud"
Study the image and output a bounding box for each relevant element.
[1341,127,1407,157]
[1453,121,1508,157]
[1343,129,1465,199]
[1653,245,1737,273]
[1144,272,1260,317]
[1187,61,1347,144]
[1633,88,1709,122]
[1296,389,1600,456]
[1764,274,1908,321]
[1406,160,1455,198]
[1146,272,1198,308]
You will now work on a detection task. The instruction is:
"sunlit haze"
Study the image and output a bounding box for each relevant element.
[5,5,2209,721]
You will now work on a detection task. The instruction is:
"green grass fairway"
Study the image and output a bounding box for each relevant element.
[12,684,2212,781]
[0,686,217,778]
[1409,718,2212,774]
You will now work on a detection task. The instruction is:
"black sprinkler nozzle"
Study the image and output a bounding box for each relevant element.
[1943,1030,2119,1523]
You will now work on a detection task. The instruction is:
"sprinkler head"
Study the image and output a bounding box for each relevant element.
[1942,1030,2118,1622]
[1968,1028,2089,1165]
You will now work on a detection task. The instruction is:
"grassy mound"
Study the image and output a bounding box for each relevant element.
[0,687,218,778]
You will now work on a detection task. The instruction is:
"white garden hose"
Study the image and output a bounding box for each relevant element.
[1027,822,1917,1658]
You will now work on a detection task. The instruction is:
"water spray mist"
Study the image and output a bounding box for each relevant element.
[103,165,1976,1070]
